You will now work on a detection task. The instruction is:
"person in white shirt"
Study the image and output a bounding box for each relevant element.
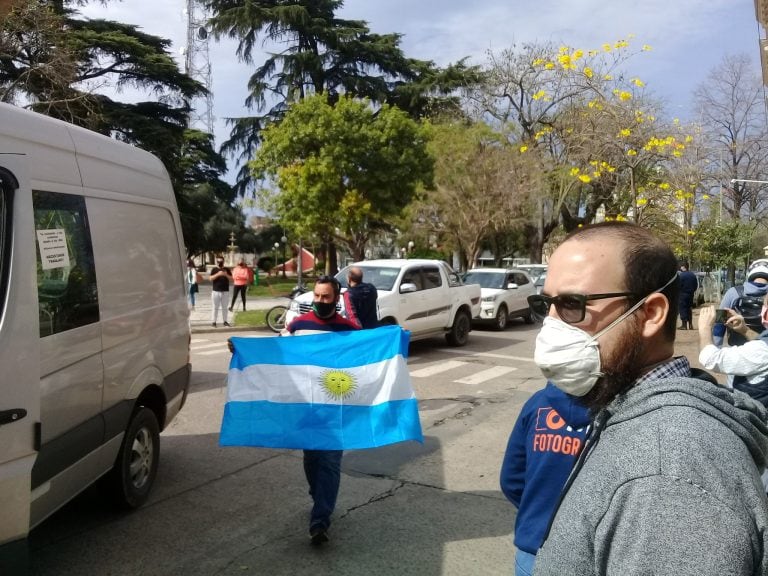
[698,299,768,407]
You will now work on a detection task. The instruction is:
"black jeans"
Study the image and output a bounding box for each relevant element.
[230,285,247,310]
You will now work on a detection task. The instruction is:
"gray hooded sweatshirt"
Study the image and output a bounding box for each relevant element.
[534,376,768,576]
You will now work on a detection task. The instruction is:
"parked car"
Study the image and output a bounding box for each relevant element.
[463,268,537,330]
[517,264,548,281]
[286,259,482,346]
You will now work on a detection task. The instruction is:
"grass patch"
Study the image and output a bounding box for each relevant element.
[234,310,268,328]
[248,277,315,298]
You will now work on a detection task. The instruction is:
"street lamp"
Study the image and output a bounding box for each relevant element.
[273,242,279,275]
[280,233,288,279]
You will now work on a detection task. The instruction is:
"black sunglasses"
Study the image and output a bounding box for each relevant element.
[528,292,636,324]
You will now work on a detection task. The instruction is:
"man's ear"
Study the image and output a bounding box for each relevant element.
[641,293,669,337]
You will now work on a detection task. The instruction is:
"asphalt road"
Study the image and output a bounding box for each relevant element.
[26,312,713,576]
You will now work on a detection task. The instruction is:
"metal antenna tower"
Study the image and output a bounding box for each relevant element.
[183,0,214,135]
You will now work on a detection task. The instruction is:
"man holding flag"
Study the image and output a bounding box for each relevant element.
[284,275,358,545]
[223,276,421,547]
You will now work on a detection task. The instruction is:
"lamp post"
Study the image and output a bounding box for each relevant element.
[273,242,279,276]
[280,233,288,279]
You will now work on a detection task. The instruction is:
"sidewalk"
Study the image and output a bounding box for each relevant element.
[189,283,289,334]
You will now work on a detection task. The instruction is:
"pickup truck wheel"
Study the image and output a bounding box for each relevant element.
[446,310,471,346]
[494,305,508,331]
[108,407,160,509]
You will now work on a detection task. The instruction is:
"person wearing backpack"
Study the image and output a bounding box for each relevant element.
[714,259,768,348]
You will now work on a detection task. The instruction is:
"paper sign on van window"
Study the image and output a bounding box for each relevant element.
[36,229,70,270]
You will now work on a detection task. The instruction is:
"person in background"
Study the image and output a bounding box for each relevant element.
[285,276,359,544]
[528,221,768,576]
[699,299,768,408]
[677,261,698,330]
[716,259,768,347]
[209,257,232,328]
[229,259,251,312]
[343,266,378,329]
[186,259,202,311]
[500,382,590,576]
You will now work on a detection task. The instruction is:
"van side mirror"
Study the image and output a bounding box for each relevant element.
[400,283,418,294]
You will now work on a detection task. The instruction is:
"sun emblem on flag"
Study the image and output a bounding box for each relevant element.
[320,370,357,399]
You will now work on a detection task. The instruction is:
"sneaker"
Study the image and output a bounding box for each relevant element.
[211,323,217,328]
[223,322,231,327]
[309,525,329,545]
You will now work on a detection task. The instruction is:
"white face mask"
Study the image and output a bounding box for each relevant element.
[534,274,678,396]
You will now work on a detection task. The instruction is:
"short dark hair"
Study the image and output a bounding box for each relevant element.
[316,275,341,298]
[565,222,679,340]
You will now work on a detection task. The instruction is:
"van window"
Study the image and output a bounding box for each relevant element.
[33,190,99,337]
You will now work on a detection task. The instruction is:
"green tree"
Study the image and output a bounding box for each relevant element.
[1,0,242,255]
[205,0,478,195]
[250,94,433,269]
[418,119,535,270]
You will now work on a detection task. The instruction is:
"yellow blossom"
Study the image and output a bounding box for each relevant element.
[615,40,629,49]
[559,45,569,54]
[618,91,632,101]
[642,44,652,51]
[673,118,680,125]
[588,50,598,56]
[604,74,613,80]
[578,174,592,183]
[684,135,693,143]
[545,62,555,70]
[602,43,612,52]
[631,78,645,88]
[637,198,648,207]
[592,171,602,178]
[532,90,547,101]
[570,167,581,176]
[687,230,696,236]
[532,58,545,66]
[583,67,594,78]
[672,150,682,157]
[519,145,528,153]
[702,194,710,200]
[618,128,631,137]
[616,214,627,221]
[573,49,584,60]
[659,183,670,190]
[627,149,637,156]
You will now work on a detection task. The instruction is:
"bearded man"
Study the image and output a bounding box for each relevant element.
[528,222,768,576]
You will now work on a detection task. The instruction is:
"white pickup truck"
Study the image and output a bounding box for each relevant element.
[286,259,482,346]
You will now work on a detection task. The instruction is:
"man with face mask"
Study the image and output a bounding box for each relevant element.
[284,275,359,545]
[529,222,768,576]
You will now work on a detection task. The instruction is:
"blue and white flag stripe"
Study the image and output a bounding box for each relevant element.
[226,356,413,406]
[220,325,423,450]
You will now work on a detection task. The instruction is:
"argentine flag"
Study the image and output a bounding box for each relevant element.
[220,325,423,450]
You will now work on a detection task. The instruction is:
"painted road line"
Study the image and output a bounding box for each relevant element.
[191,343,227,351]
[439,349,536,363]
[191,338,210,344]
[455,366,518,385]
[199,349,229,356]
[410,360,468,378]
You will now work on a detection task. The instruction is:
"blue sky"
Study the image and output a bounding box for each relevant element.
[83,0,762,170]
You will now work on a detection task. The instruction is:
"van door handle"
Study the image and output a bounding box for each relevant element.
[0,409,27,425]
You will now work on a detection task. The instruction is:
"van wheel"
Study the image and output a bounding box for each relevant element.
[109,407,160,509]
[446,310,471,347]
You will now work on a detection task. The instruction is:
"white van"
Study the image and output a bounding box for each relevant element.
[0,103,191,567]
